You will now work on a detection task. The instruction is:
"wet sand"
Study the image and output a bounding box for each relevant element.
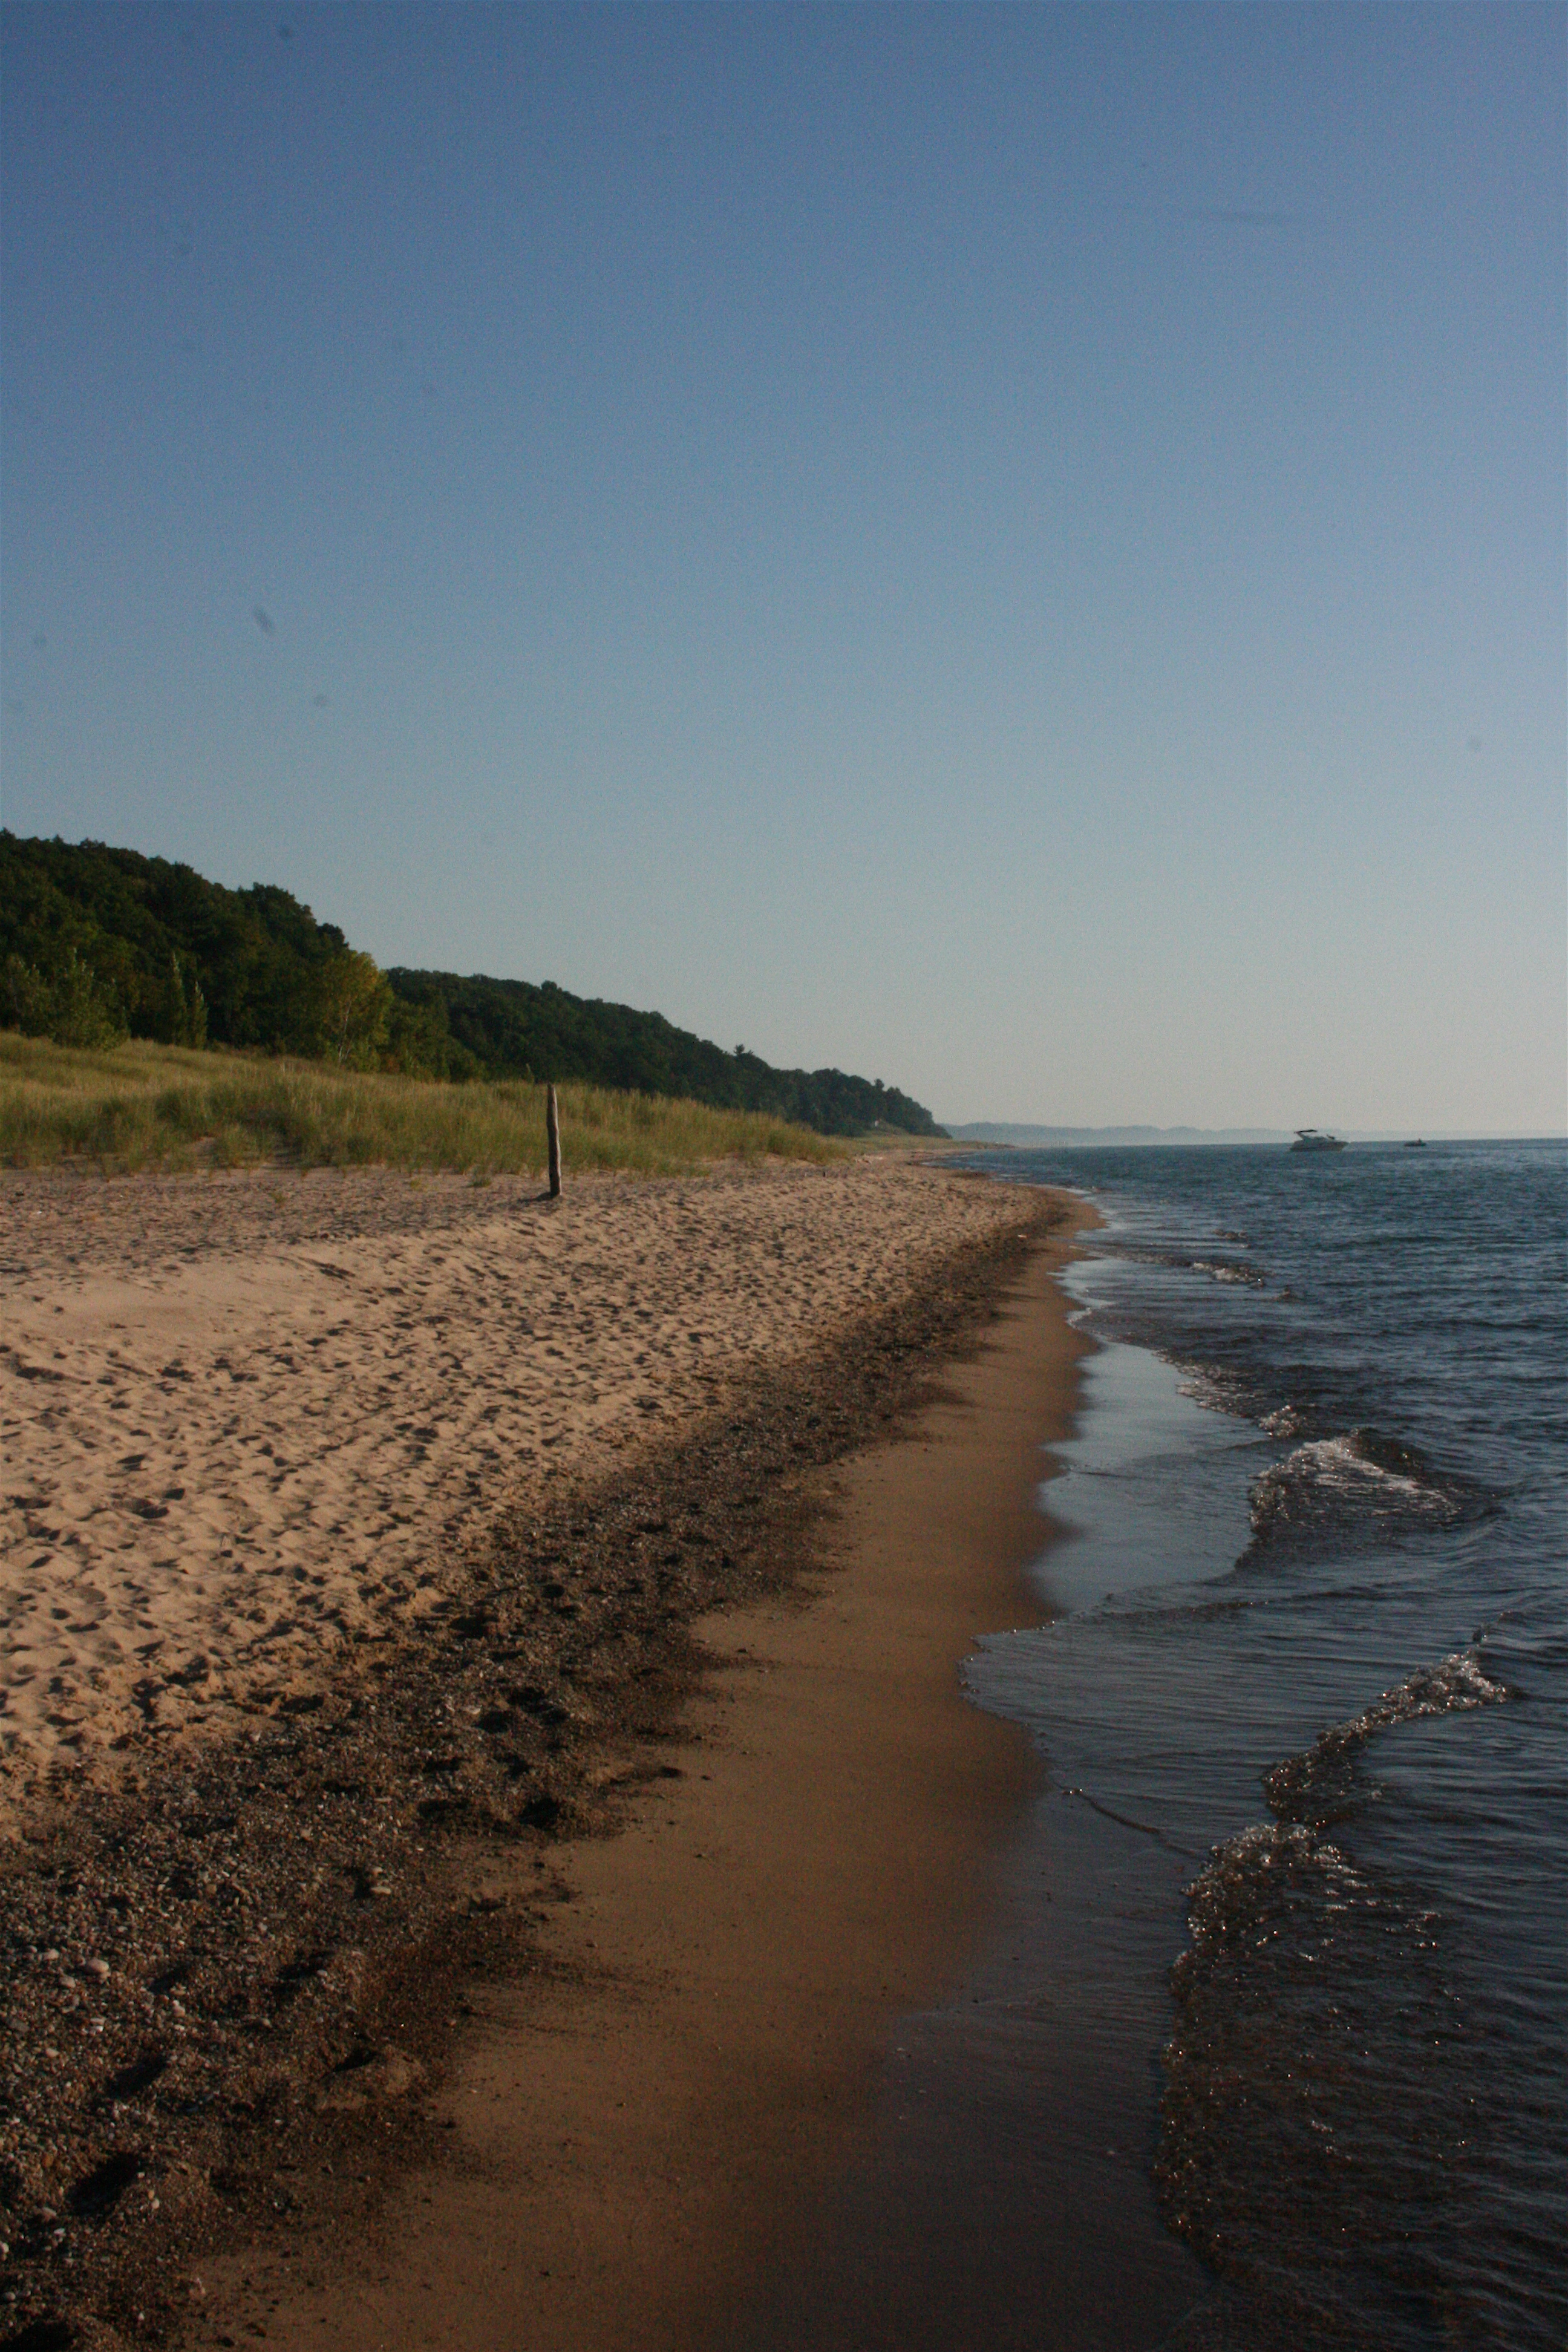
[208,1229,1093,2351]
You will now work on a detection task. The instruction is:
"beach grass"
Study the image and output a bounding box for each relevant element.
[0,1031,845,1175]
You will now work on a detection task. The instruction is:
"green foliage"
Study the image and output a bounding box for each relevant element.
[317,949,391,1069]
[150,949,208,1048]
[3,946,128,1048]
[0,834,944,1136]
[386,971,946,1137]
[0,832,344,1057]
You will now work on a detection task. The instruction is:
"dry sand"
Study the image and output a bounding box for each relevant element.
[1,1156,1033,1810]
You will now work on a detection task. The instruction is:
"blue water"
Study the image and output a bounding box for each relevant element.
[969,1138,1567,2349]
[727,1137,1566,2352]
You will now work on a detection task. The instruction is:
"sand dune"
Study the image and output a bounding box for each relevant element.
[1,1156,1028,1809]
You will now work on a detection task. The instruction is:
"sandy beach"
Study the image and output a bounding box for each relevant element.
[0,1156,1089,2348]
[1,1155,1034,1804]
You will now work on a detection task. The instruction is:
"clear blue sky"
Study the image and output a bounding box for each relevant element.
[2,2,1563,1132]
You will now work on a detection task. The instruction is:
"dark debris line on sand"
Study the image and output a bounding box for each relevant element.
[0,1197,1065,2352]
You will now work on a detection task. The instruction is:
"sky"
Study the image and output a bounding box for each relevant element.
[1,2,1563,1134]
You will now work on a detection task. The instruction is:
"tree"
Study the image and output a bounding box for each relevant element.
[317,950,391,1069]
[3,947,127,1048]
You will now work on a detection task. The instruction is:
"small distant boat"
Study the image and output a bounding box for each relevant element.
[1290,1128,1347,1153]
[1405,1138,1427,1149]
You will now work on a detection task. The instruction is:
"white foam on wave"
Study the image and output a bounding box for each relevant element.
[1260,1404,1305,1438]
[1188,1256,1269,1287]
[1174,1370,1316,1440]
[1183,1820,1366,1947]
[1335,1645,1510,1742]
[1249,1428,1466,1538]
[1279,1432,1423,1500]
[1172,1361,1263,1421]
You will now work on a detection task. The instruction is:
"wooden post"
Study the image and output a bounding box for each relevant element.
[546,1083,562,1198]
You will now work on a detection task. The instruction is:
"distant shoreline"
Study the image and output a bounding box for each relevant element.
[941,1126,1561,1148]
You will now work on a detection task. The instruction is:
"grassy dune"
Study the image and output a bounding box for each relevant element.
[0,1033,844,1176]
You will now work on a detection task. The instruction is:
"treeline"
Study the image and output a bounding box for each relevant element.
[0,835,944,1138]
[386,968,942,1136]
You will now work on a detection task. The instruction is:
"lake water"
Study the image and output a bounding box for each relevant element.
[732,1138,1567,2351]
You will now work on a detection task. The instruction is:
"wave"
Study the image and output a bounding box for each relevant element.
[1158,1813,1482,2350]
[1247,1428,1486,1551]
[1112,1243,1272,1289]
[1189,1258,1270,1287]
[1157,1650,1526,2347]
[1174,1362,1280,1422]
[1264,1644,1509,1827]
